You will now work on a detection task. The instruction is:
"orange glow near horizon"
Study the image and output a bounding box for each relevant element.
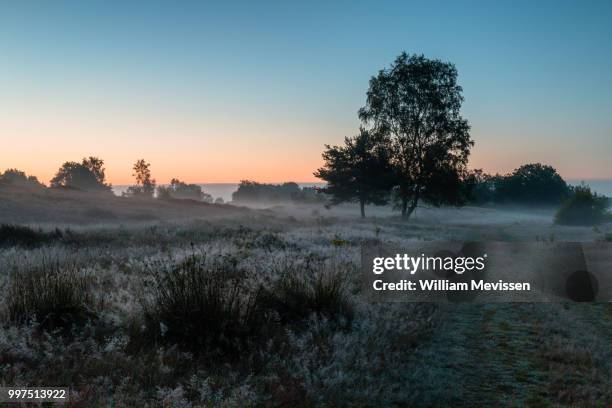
[1,97,610,184]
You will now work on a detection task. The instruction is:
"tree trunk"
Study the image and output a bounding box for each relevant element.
[360,200,365,218]
[402,192,420,220]
[405,198,418,219]
[401,198,408,218]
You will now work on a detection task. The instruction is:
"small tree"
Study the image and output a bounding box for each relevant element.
[125,159,156,198]
[358,53,473,218]
[315,128,393,218]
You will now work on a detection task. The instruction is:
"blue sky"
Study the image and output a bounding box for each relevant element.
[0,0,610,183]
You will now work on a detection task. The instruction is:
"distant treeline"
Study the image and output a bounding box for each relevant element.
[231,181,326,204]
[0,157,222,204]
[464,164,610,224]
[0,160,326,206]
[465,163,571,206]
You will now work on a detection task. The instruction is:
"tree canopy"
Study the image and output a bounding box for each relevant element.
[358,52,473,218]
[0,168,45,189]
[50,157,112,192]
[125,159,156,198]
[466,163,570,206]
[315,128,393,217]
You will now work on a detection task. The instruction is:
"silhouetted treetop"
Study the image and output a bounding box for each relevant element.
[358,52,473,218]
[315,128,393,217]
[466,163,570,206]
[50,157,112,192]
[124,159,156,198]
[0,168,45,189]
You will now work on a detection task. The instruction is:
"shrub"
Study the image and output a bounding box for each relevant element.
[7,261,97,330]
[0,225,65,248]
[261,256,353,325]
[555,185,610,226]
[141,254,269,355]
[0,225,47,248]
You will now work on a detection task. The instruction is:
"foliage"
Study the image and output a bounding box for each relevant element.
[462,169,497,204]
[0,168,45,189]
[141,254,269,355]
[124,159,156,198]
[232,181,315,204]
[289,186,327,204]
[315,128,393,217]
[50,157,112,192]
[555,185,610,225]
[466,164,571,206]
[358,52,473,218]
[495,163,570,205]
[82,156,112,189]
[157,178,213,202]
[261,255,353,324]
[7,261,98,330]
[0,224,62,248]
[0,214,610,406]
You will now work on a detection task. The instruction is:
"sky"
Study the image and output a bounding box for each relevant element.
[0,0,611,184]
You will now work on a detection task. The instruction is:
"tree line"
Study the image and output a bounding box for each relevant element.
[0,158,217,203]
[231,181,324,204]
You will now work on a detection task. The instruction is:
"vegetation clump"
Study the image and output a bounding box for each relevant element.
[7,261,98,330]
[555,185,610,226]
[232,181,326,204]
[50,157,112,192]
[0,168,45,189]
[261,256,353,325]
[0,224,62,248]
[467,163,570,206]
[141,254,269,355]
[157,178,213,202]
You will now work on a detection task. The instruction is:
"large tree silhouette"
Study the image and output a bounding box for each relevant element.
[315,128,393,218]
[359,53,473,218]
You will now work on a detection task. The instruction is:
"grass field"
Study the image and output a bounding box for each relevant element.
[0,189,610,407]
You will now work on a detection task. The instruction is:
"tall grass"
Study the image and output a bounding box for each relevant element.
[6,260,98,330]
[141,254,269,355]
[0,224,62,248]
[261,255,354,325]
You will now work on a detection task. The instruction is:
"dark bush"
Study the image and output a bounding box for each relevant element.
[261,256,353,325]
[555,185,610,226]
[7,261,98,330]
[0,225,61,248]
[141,254,269,355]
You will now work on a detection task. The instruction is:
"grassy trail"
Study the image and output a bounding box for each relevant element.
[408,303,612,407]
